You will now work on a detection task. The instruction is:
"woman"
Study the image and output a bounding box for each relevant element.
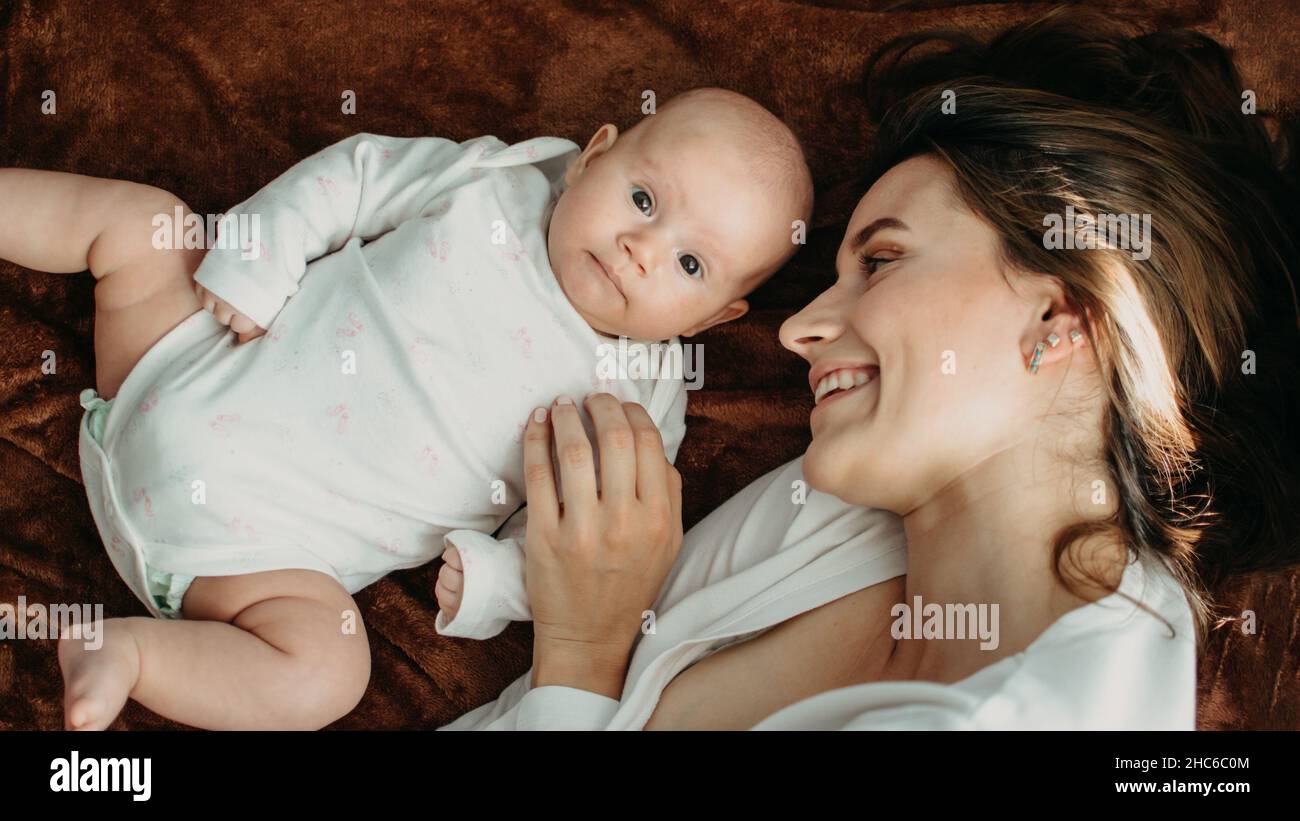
[441,9,1300,730]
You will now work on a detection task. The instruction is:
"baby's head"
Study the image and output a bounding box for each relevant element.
[547,88,813,340]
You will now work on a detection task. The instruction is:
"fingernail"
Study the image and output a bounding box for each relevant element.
[533,407,547,423]
[556,395,574,406]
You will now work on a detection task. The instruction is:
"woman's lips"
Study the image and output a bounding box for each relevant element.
[809,373,878,425]
[589,252,625,300]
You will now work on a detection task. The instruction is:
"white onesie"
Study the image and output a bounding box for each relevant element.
[76,132,688,639]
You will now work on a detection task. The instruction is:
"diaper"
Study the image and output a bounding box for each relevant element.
[79,387,194,619]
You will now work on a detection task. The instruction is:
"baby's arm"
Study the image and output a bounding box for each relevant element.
[435,507,531,640]
[436,363,689,640]
[192,132,477,331]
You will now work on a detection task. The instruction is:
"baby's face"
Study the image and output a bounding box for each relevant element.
[546,116,796,340]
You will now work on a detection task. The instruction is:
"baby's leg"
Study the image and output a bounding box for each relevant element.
[58,568,372,730]
[0,168,205,399]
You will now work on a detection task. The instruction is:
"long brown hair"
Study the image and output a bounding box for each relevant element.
[863,7,1300,643]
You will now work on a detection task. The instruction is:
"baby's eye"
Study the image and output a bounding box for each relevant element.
[678,253,703,278]
[630,186,654,217]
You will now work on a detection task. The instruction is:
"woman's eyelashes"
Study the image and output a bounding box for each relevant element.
[857,250,899,279]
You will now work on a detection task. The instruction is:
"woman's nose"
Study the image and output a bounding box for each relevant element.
[779,289,846,356]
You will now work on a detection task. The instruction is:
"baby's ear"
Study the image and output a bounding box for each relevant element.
[682,299,749,337]
[564,124,619,186]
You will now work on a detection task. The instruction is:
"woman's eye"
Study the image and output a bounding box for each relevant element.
[631,186,653,216]
[857,252,895,278]
[678,253,703,278]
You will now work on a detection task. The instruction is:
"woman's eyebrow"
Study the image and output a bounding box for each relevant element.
[849,217,910,253]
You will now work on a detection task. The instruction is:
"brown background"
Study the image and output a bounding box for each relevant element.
[0,0,1296,729]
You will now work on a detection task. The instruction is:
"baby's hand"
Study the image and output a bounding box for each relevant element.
[436,543,463,625]
[194,280,267,344]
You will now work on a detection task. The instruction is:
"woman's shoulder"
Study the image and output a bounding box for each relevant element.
[753,551,1198,730]
[992,551,1198,729]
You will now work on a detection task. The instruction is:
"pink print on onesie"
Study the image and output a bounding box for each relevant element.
[512,327,533,359]
[138,387,160,414]
[209,414,241,438]
[326,404,350,434]
[425,234,449,263]
[316,176,342,198]
[499,238,527,264]
[336,312,365,338]
[415,444,440,476]
[224,516,259,542]
[131,487,154,518]
[407,336,435,368]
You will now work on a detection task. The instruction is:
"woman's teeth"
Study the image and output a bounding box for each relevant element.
[813,367,877,404]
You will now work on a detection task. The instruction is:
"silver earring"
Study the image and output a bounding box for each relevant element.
[1028,341,1046,374]
[1046,332,1061,348]
[1069,329,1083,344]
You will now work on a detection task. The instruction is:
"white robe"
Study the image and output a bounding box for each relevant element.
[440,455,1197,730]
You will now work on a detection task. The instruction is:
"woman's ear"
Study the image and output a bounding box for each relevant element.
[1022,293,1089,372]
[564,124,619,186]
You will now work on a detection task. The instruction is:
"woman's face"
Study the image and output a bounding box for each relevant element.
[779,154,1055,514]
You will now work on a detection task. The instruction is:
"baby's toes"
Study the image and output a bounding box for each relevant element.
[64,687,111,731]
[57,630,135,731]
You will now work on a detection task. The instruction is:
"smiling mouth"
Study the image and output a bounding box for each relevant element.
[813,367,879,405]
[590,252,625,299]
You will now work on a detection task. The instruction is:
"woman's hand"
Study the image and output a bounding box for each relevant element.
[522,393,684,698]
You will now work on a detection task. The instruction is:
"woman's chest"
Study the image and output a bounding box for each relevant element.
[643,576,906,730]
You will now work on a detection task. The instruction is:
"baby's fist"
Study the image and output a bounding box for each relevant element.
[194,280,267,344]
[436,544,463,625]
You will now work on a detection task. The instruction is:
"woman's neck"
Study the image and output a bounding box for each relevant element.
[880,435,1128,686]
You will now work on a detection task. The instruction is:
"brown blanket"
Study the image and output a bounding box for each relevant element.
[1,0,1296,729]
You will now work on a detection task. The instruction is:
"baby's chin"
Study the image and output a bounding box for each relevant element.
[555,270,640,338]
[586,314,675,342]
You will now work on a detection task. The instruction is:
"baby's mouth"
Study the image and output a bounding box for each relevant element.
[589,251,626,300]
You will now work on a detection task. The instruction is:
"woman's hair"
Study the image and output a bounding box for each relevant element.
[862,6,1300,643]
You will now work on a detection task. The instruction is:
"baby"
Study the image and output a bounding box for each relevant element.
[37,87,813,729]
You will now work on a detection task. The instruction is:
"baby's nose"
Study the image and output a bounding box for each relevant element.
[619,234,662,279]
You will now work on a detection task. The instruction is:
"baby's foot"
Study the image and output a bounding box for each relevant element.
[436,544,464,625]
[57,617,142,730]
